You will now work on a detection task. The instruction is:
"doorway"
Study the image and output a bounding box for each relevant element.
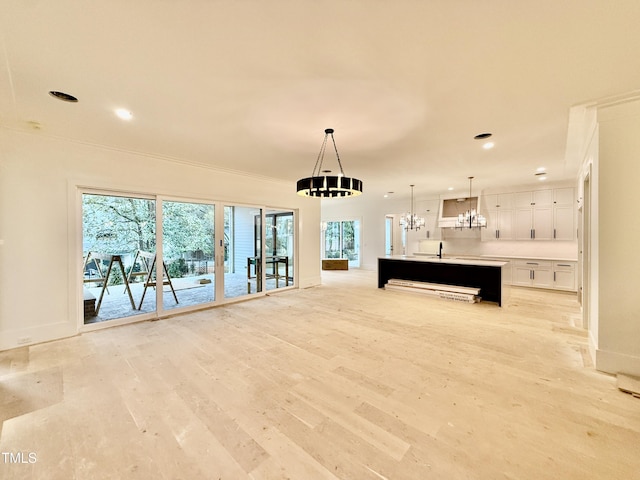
[385,215,394,256]
[323,220,361,268]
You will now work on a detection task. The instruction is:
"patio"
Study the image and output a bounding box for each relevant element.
[83,271,290,324]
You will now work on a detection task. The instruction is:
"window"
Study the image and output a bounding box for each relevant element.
[322,220,360,267]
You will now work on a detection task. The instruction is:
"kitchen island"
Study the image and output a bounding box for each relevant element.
[378,255,509,306]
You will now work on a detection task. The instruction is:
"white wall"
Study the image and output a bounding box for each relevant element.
[321,192,440,269]
[0,129,321,351]
[594,98,640,375]
[321,193,400,270]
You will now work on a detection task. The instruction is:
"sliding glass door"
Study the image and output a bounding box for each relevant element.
[81,191,295,325]
[162,200,215,311]
[224,205,263,299]
[265,210,294,291]
[82,193,156,324]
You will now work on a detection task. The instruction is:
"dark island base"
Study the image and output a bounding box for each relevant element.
[378,257,504,306]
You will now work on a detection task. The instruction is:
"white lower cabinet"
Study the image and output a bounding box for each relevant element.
[512,259,576,291]
[552,261,576,291]
[513,260,553,288]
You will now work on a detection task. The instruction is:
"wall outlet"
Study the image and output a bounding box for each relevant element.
[17,337,31,345]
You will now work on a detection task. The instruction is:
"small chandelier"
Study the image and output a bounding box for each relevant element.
[400,185,425,231]
[455,176,487,229]
[296,128,363,198]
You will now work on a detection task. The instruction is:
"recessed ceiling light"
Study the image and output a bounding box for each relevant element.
[49,91,78,102]
[483,142,494,150]
[536,167,546,172]
[474,132,492,140]
[115,108,133,120]
[447,187,454,191]
[538,176,547,181]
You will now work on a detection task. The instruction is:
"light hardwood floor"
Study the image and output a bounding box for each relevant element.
[1,270,639,479]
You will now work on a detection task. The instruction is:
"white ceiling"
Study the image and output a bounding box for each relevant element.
[2,1,640,200]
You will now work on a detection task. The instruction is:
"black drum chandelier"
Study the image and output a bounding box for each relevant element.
[296,128,363,198]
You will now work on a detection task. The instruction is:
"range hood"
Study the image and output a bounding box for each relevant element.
[438,195,481,228]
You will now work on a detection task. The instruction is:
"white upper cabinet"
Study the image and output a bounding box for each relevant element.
[553,205,575,240]
[552,187,576,240]
[514,189,553,208]
[484,193,514,210]
[553,187,574,206]
[515,190,553,240]
[484,186,575,242]
[482,193,515,240]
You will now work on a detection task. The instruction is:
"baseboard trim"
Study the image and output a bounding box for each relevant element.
[595,348,640,377]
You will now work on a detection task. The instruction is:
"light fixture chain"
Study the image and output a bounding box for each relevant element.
[454,176,486,229]
[328,132,346,175]
[312,133,329,176]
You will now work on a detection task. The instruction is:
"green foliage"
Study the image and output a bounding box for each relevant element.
[84,195,216,268]
[162,202,215,259]
[107,264,124,286]
[324,220,358,262]
[83,194,156,254]
[167,258,189,278]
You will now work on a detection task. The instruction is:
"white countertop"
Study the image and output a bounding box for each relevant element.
[381,255,508,267]
[479,255,577,262]
[412,252,577,263]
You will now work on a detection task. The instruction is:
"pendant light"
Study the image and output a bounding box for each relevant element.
[400,185,425,231]
[455,176,486,229]
[296,128,363,198]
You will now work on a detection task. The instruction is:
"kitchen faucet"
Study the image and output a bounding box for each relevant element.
[438,241,443,258]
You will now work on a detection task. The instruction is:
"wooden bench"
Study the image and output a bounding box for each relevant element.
[322,259,349,270]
